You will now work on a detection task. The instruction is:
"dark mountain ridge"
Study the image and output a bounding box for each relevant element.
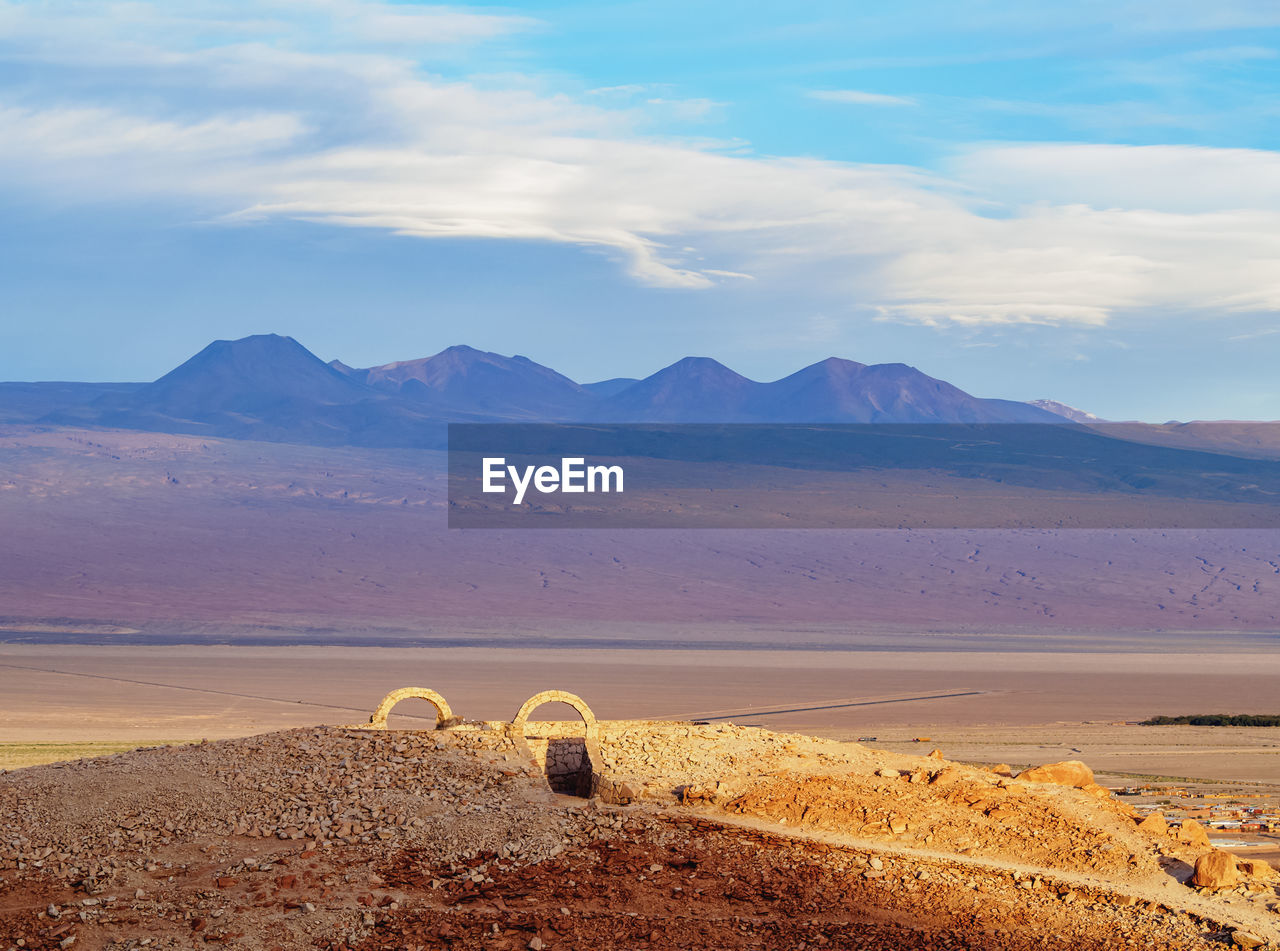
[130,334,374,415]
[761,357,1052,424]
[42,335,445,446]
[348,345,591,420]
[15,333,1081,445]
[598,356,759,422]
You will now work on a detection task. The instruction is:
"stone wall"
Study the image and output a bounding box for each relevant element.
[519,720,593,795]
[597,721,745,774]
[590,721,753,803]
[458,718,735,800]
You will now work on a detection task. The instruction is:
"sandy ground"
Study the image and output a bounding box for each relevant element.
[872,725,1280,784]
[3,645,1279,783]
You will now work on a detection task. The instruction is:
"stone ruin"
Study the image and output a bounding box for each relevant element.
[367,687,455,730]
[362,687,603,798]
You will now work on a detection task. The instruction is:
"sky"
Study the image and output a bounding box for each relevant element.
[1,1,1279,420]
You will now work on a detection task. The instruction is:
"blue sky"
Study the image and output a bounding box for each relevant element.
[1,1,1279,420]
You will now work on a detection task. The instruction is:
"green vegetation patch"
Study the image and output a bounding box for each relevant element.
[1141,714,1280,727]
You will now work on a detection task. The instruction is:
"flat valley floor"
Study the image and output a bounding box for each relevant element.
[2,641,1279,786]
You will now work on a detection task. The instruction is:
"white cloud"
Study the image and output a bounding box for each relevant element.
[587,84,655,97]
[1228,326,1280,342]
[0,1,533,68]
[948,143,1280,213]
[808,89,917,107]
[323,1,537,44]
[1115,0,1280,31]
[644,97,722,122]
[0,106,304,160]
[0,1,1278,326]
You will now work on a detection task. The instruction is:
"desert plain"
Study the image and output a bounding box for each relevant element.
[4,641,1280,949]
[1,642,1279,775]
[4,426,1280,948]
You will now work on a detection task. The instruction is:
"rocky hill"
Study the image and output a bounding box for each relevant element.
[2,710,1277,950]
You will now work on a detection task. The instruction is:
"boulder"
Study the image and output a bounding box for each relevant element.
[990,764,1013,777]
[1237,858,1274,879]
[1178,819,1211,848]
[929,767,961,786]
[1136,813,1168,837]
[1191,850,1238,889]
[1231,930,1266,949]
[1014,760,1095,788]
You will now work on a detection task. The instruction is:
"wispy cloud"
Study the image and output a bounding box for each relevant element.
[947,142,1280,213]
[324,1,538,45]
[643,97,723,122]
[0,106,304,160]
[0,1,535,68]
[807,89,917,107]
[1228,326,1280,341]
[1116,0,1280,32]
[1,1,1278,326]
[1179,44,1279,63]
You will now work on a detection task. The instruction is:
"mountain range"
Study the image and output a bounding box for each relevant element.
[5,333,1079,447]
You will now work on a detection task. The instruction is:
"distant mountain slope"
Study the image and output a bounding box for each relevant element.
[328,359,363,379]
[582,377,640,398]
[24,333,1095,444]
[130,334,373,415]
[1028,399,1102,423]
[0,382,144,423]
[358,345,592,420]
[45,335,447,447]
[598,357,758,422]
[756,358,1060,423]
[596,355,1059,424]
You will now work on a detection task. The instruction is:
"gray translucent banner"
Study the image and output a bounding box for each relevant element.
[447,422,1280,529]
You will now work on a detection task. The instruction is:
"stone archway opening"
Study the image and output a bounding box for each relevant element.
[368,688,454,730]
[511,691,599,798]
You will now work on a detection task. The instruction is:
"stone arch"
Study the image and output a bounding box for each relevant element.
[367,687,453,730]
[512,690,597,733]
[511,690,600,797]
